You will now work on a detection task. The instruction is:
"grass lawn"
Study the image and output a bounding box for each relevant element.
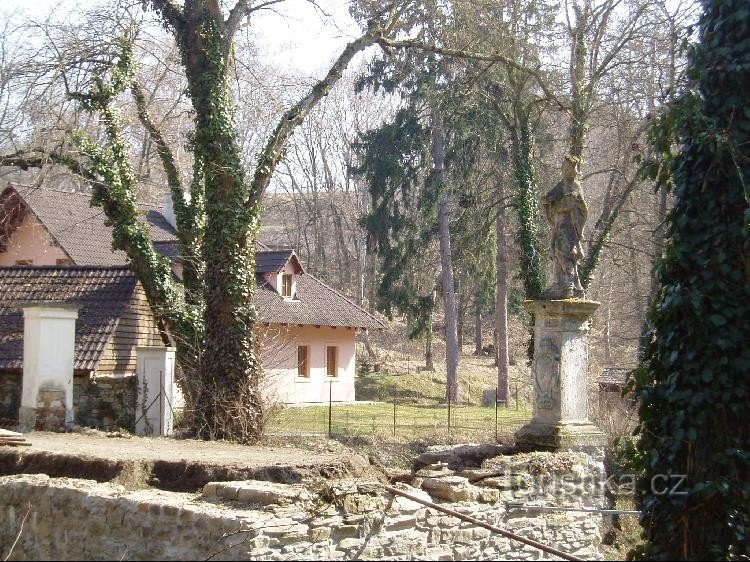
[266,338,534,442]
[268,401,532,441]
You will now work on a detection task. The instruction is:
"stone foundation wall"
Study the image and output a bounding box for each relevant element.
[0,373,136,431]
[0,374,20,424]
[73,375,136,431]
[0,450,607,561]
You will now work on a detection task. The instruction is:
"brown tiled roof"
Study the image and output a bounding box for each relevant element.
[256,249,304,274]
[0,185,177,266]
[256,273,383,330]
[0,266,137,371]
[597,367,630,387]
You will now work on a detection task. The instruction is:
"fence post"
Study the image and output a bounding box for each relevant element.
[328,381,332,438]
[495,387,499,442]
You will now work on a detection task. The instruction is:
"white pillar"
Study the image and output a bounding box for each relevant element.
[19,305,78,432]
[136,346,176,436]
[515,300,606,450]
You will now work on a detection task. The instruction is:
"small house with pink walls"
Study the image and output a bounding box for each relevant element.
[0,184,381,429]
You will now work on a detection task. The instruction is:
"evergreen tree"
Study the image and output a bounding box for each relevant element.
[629,0,750,558]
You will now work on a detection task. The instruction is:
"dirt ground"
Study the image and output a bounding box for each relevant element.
[22,431,337,465]
[0,430,384,492]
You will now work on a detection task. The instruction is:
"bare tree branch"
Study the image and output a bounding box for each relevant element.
[247,20,387,205]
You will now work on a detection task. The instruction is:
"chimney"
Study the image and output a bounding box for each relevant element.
[162,192,177,230]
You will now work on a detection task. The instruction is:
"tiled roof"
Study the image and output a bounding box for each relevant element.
[1,186,177,266]
[256,249,304,273]
[597,367,630,387]
[256,273,383,330]
[0,266,137,371]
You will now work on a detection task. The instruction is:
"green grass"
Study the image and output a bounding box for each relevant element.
[267,402,532,440]
[266,343,534,442]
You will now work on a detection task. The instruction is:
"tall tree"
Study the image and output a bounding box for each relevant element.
[0,0,407,442]
[629,0,750,557]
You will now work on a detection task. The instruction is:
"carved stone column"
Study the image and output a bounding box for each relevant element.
[515,300,607,450]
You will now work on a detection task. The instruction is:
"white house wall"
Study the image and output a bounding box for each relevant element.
[262,325,356,404]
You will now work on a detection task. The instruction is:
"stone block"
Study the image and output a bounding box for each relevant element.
[331,525,359,539]
[204,480,310,506]
[338,538,364,550]
[309,527,331,542]
[341,493,386,514]
[422,476,480,502]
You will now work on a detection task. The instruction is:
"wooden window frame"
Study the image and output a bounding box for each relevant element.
[297,345,310,378]
[326,346,338,378]
[281,273,293,298]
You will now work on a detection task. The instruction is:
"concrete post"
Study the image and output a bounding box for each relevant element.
[19,305,79,432]
[136,346,176,436]
[515,300,607,450]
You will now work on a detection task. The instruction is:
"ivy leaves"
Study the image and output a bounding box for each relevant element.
[628,1,750,559]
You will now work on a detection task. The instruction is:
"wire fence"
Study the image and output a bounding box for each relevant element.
[267,383,532,443]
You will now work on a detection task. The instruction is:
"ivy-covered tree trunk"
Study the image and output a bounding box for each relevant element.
[631,0,750,558]
[177,6,262,440]
[511,116,546,299]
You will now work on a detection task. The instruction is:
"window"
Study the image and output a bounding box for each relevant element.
[281,274,293,298]
[326,346,338,378]
[14,259,32,265]
[56,258,73,266]
[297,346,309,378]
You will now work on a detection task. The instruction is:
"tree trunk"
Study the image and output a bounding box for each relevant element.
[639,184,668,358]
[496,179,510,405]
[425,303,435,371]
[180,12,263,441]
[474,304,482,356]
[457,277,465,349]
[432,108,460,403]
[568,1,589,160]
[511,117,546,299]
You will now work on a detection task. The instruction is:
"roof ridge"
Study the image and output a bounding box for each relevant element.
[9,184,165,209]
[303,273,384,328]
[0,265,134,271]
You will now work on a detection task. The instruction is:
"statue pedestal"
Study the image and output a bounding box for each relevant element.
[515,300,607,450]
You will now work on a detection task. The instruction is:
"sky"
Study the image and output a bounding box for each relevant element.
[3,0,361,73]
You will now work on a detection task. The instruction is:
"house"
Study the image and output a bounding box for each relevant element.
[0,266,162,428]
[596,367,631,411]
[0,184,382,430]
[254,248,382,404]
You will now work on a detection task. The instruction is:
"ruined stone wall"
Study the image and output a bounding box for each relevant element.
[0,374,20,424]
[73,375,136,431]
[0,374,135,431]
[0,450,607,561]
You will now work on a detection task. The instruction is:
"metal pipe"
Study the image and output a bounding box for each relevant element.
[508,504,640,516]
[383,485,585,562]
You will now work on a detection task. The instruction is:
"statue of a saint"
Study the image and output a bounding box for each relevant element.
[542,156,588,299]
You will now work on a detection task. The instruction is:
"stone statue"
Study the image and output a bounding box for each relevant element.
[542,156,588,299]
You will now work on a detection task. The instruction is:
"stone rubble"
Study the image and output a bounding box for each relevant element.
[0,447,607,560]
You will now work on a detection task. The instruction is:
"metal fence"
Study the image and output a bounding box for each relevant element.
[267,382,532,443]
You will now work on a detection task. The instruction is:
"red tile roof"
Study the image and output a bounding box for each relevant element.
[256,273,383,330]
[0,185,176,265]
[0,266,138,371]
[0,186,382,333]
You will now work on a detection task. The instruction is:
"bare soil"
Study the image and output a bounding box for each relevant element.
[0,431,384,492]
